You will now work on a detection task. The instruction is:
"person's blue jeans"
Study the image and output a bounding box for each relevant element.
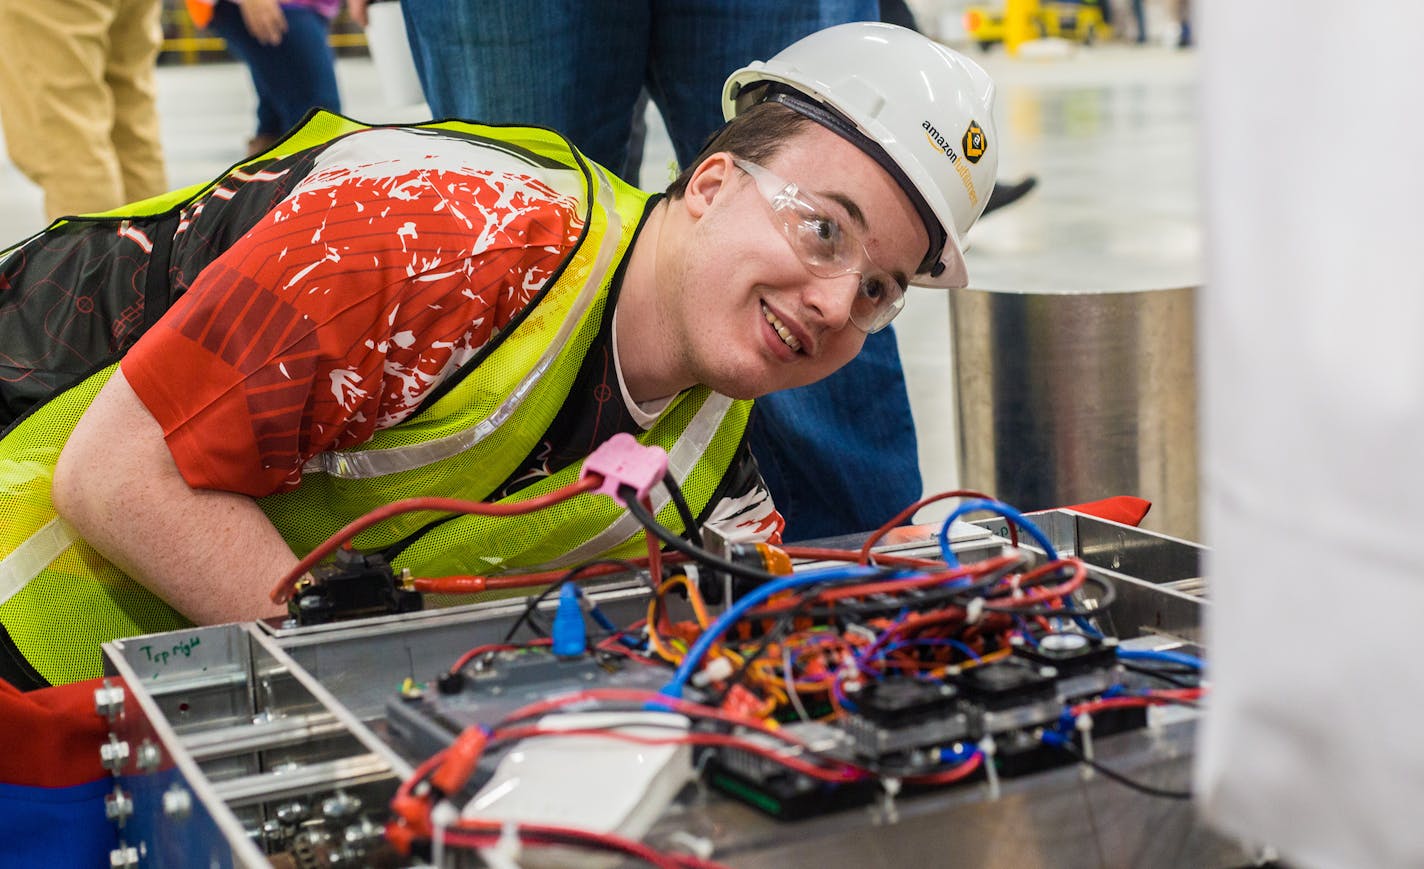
[399,0,876,180]
[400,0,922,540]
[210,1,341,139]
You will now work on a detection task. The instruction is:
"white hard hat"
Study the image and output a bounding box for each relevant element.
[723,22,998,288]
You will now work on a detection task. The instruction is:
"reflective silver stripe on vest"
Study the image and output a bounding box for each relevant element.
[523,391,734,572]
[301,165,624,479]
[0,517,76,607]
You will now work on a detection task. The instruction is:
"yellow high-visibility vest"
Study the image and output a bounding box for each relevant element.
[0,111,750,686]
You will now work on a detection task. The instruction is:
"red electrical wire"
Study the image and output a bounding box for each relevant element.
[903,750,985,785]
[268,476,604,604]
[448,639,553,675]
[781,545,945,569]
[736,553,1020,622]
[981,557,1087,609]
[492,687,862,763]
[814,553,1021,603]
[857,488,1007,565]
[487,724,870,783]
[1071,687,1205,717]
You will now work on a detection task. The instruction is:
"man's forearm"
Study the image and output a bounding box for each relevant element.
[52,370,293,624]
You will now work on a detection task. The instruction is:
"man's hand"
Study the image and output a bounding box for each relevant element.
[346,0,370,28]
[52,370,294,625]
[240,0,288,46]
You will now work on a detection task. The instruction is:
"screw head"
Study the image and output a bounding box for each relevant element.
[162,784,192,819]
[136,740,162,771]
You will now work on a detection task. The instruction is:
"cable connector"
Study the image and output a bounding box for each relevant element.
[690,656,735,688]
[581,433,669,501]
[431,725,491,796]
[551,582,587,658]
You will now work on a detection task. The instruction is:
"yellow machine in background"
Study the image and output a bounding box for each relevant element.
[963,0,1113,52]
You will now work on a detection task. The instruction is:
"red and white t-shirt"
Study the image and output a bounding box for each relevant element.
[126,129,584,495]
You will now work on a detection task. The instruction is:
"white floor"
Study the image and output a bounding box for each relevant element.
[0,44,1200,529]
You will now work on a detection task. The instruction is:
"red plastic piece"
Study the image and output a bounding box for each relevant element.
[720,683,766,719]
[1062,496,1152,527]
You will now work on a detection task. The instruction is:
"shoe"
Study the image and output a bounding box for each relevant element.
[246,134,280,158]
[980,175,1038,217]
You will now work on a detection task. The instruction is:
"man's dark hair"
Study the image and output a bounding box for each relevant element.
[664,102,816,199]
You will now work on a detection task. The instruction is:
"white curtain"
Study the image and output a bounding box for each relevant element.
[1196,2,1424,866]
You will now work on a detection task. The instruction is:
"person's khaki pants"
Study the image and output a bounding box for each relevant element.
[0,0,169,221]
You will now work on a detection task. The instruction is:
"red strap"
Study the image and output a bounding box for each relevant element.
[1062,496,1152,527]
[0,677,110,788]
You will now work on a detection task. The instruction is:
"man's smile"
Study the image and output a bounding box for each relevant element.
[761,301,806,355]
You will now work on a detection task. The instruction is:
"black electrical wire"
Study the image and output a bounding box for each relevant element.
[500,559,642,643]
[661,471,704,547]
[619,486,803,585]
[1050,739,1193,800]
[1121,661,1201,690]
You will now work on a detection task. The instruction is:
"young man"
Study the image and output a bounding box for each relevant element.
[0,23,999,688]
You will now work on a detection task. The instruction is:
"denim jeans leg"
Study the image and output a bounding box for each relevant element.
[647,0,877,167]
[267,6,341,129]
[210,2,339,136]
[399,0,650,176]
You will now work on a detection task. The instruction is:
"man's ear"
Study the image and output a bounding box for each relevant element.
[681,153,734,219]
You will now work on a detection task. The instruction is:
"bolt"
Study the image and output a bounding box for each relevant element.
[321,791,362,820]
[275,800,310,826]
[94,682,125,719]
[162,784,192,819]
[105,786,133,824]
[100,736,131,773]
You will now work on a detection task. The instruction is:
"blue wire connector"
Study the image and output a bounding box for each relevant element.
[551,581,587,657]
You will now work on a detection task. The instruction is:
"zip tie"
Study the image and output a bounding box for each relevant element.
[431,802,457,868]
[880,775,902,824]
[966,597,985,625]
[666,830,715,860]
[979,734,1000,801]
[1075,712,1096,780]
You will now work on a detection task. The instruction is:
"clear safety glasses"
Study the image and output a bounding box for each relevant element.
[733,158,906,334]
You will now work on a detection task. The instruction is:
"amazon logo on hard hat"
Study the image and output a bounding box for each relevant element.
[921,120,961,164]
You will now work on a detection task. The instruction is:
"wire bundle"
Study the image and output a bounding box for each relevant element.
[270,454,1204,864]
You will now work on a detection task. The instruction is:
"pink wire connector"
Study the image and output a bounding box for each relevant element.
[580,433,669,501]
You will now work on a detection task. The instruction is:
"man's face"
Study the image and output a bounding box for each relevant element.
[662,124,929,400]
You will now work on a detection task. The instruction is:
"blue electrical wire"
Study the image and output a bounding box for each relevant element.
[660,563,885,698]
[935,499,1106,637]
[1116,648,1205,670]
[938,743,980,765]
[937,498,1060,568]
